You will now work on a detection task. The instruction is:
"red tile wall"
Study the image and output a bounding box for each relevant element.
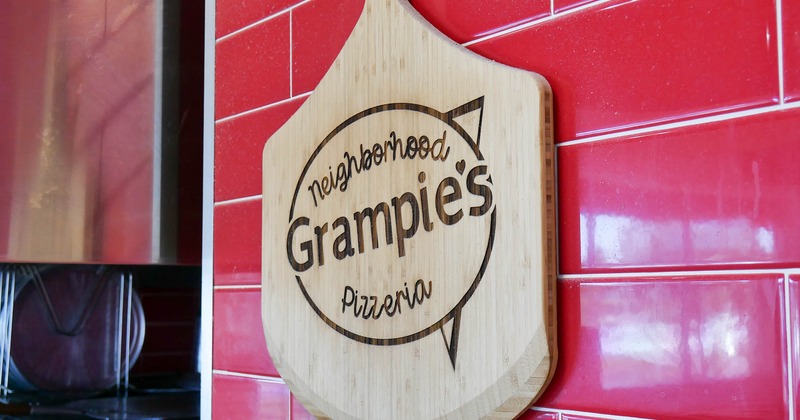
[213,0,800,418]
[785,0,800,102]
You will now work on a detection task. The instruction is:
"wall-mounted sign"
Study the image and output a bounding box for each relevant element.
[262,1,556,418]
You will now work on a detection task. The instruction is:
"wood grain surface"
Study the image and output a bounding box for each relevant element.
[262,0,556,418]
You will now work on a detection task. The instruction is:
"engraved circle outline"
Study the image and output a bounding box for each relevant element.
[288,102,495,346]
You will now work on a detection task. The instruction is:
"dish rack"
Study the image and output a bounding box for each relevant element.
[0,264,140,401]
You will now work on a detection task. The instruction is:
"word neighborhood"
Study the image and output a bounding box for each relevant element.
[307,130,451,206]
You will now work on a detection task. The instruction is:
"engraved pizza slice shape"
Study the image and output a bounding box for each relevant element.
[262,1,556,418]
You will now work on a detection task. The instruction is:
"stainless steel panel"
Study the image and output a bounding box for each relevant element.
[0,0,184,264]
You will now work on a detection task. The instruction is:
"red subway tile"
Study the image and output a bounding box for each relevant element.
[537,275,786,419]
[213,289,279,377]
[561,414,620,420]
[215,97,305,201]
[469,0,779,142]
[410,0,549,44]
[558,108,800,273]
[791,275,800,418]
[518,409,560,419]
[785,0,800,102]
[216,0,299,38]
[291,394,315,420]
[553,0,596,13]
[212,375,290,419]
[214,200,262,286]
[291,0,363,94]
[215,15,290,120]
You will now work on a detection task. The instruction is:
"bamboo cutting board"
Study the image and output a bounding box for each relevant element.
[261,1,556,418]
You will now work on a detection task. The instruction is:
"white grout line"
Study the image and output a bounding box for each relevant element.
[532,406,653,420]
[213,370,286,383]
[550,0,555,16]
[556,101,800,148]
[216,0,313,43]
[777,0,786,105]
[214,194,263,207]
[214,284,262,291]
[559,268,799,280]
[462,0,613,47]
[785,273,796,420]
[215,91,312,124]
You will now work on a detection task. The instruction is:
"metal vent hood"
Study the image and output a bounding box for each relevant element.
[0,0,200,265]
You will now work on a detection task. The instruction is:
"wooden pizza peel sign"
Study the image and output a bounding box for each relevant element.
[261,0,557,418]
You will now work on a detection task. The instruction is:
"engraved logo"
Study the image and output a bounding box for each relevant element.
[285,98,495,368]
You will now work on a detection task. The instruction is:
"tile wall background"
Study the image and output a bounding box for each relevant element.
[212,0,800,418]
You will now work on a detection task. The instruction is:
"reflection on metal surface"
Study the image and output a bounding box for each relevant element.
[0,0,185,264]
[0,268,14,399]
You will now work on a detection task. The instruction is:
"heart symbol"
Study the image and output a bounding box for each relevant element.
[456,159,465,175]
